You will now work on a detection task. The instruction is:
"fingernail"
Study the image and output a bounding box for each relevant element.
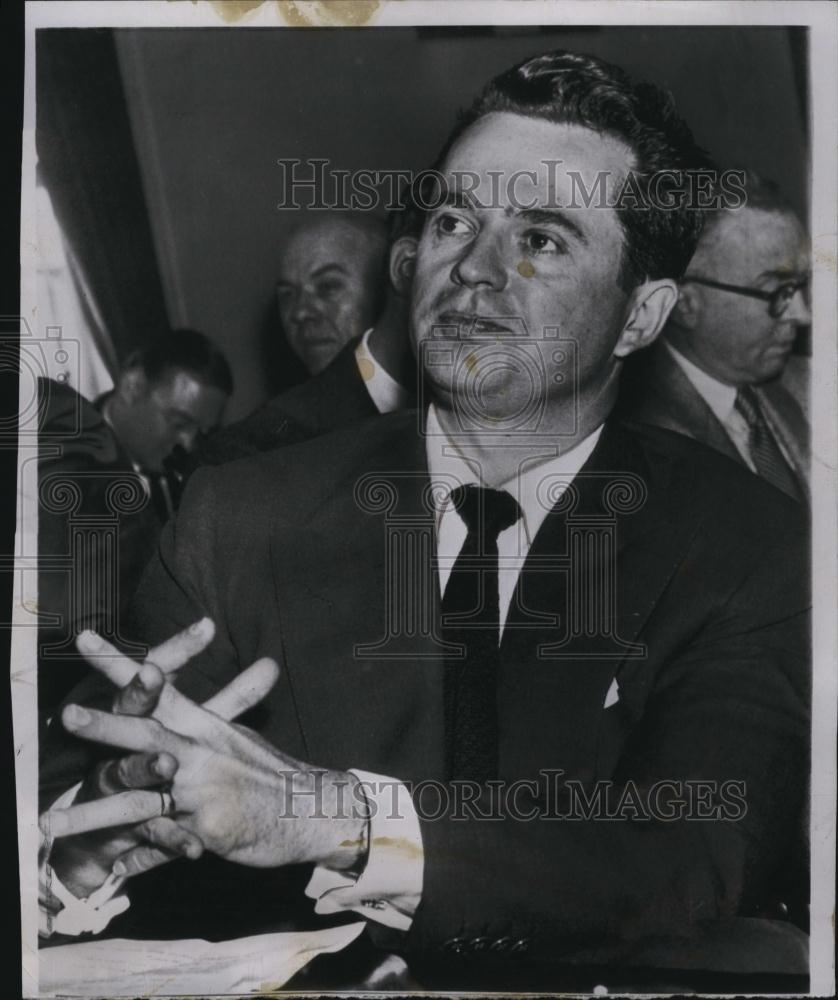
[64,704,91,727]
[138,664,159,690]
[112,860,126,877]
[151,755,170,778]
[78,630,103,649]
[189,618,209,635]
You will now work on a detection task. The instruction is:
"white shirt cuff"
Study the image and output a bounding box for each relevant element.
[39,783,129,937]
[355,328,410,415]
[305,770,424,932]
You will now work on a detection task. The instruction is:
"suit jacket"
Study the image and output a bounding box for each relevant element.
[36,378,162,715]
[42,411,810,987]
[617,342,810,499]
[191,339,378,467]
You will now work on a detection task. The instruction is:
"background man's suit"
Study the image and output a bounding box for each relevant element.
[43,410,809,987]
[193,339,378,466]
[37,377,162,716]
[618,342,810,497]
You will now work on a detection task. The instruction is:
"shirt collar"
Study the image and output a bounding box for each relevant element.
[355,327,410,415]
[664,340,739,425]
[424,403,604,543]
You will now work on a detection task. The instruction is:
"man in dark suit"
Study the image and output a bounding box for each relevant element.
[37,330,232,715]
[193,228,417,466]
[618,171,810,500]
[45,51,809,991]
[277,214,390,377]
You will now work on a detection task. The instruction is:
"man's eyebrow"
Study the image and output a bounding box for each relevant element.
[436,190,479,211]
[310,264,349,279]
[514,207,589,245]
[755,266,807,283]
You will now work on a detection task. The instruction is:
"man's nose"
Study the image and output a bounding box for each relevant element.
[451,231,507,291]
[177,428,199,453]
[291,288,319,322]
[785,286,811,326]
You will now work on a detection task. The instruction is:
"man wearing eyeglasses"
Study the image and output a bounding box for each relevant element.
[619,171,810,501]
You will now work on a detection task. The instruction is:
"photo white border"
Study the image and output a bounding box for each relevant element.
[16,2,837,995]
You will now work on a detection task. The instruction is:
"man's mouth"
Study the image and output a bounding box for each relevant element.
[437,311,513,335]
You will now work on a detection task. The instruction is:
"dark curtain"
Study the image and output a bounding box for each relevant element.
[36,29,169,365]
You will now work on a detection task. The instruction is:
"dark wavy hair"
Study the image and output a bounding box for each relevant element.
[413,50,715,292]
[123,328,234,395]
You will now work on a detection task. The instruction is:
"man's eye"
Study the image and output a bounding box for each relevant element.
[436,214,471,237]
[317,280,345,297]
[522,230,565,255]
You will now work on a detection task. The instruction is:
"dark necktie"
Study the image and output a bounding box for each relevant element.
[441,484,522,781]
[734,386,801,501]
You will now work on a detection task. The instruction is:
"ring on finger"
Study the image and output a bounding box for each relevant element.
[158,790,176,817]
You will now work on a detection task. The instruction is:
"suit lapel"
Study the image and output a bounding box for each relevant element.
[269,415,448,781]
[757,380,810,498]
[647,345,744,464]
[499,421,706,780]
[276,339,377,434]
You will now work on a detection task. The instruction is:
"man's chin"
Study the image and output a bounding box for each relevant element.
[755,350,793,383]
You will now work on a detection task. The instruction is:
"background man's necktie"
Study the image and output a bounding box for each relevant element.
[441,484,522,781]
[734,386,802,501]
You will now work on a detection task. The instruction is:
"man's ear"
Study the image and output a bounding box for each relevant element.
[667,282,700,331]
[613,279,679,358]
[116,366,148,404]
[389,236,418,297]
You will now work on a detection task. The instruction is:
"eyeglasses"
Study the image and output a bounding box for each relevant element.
[683,275,809,319]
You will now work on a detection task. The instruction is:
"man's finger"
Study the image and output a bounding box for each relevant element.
[113,663,166,717]
[41,790,171,839]
[62,704,181,755]
[75,631,139,688]
[202,658,280,720]
[112,845,174,879]
[145,618,215,674]
[133,817,204,861]
[91,751,177,796]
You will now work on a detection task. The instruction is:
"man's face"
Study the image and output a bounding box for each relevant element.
[410,113,636,433]
[682,208,810,386]
[277,220,385,375]
[120,369,228,473]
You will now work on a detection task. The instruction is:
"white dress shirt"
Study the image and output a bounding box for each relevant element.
[354,327,410,415]
[663,341,757,472]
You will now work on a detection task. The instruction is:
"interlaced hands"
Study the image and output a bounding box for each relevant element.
[43,619,282,897]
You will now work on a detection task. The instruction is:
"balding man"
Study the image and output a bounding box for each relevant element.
[619,172,810,501]
[277,213,389,375]
[192,213,417,467]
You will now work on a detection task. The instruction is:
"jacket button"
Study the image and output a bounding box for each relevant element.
[508,937,531,956]
[490,936,513,954]
[442,937,468,955]
[469,936,492,952]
